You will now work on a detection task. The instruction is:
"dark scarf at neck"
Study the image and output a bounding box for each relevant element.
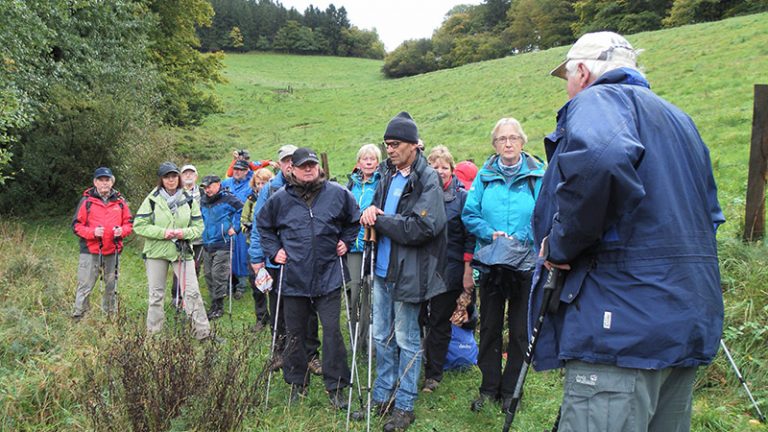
[287,171,326,206]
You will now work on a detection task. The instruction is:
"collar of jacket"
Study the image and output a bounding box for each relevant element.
[442,175,461,202]
[478,153,542,183]
[382,151,427,181]
[546,67,650,161]
[285,171,327,203]
[348,169,380,186]
[201,189,228,205]
[86,186,120,202]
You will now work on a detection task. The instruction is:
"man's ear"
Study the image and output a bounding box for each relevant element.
[577,63,592,90]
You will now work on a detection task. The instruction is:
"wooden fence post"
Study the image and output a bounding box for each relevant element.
[743,84,768,241]
[320,152,330,179]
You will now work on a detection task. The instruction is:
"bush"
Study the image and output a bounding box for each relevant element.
[81,318,271,432]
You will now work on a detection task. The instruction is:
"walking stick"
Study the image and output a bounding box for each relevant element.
[502,265,565,432]
[720,339,766,422]
[113,232,121,316]
[265,264,285,409]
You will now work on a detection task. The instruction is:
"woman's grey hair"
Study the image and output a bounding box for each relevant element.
[491,118,528,146]
[357,143,382,162]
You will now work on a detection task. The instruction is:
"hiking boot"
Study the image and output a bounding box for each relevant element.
[421,378,440,393]
[207,308,224,320]
[502,391,523,413]
[327,389,349,410]
[269,353,283,371]
[234,291,243,300]
[470,393,496,412]
[383,408,415,432]
[288,384,307,405]
[307,357,323,376]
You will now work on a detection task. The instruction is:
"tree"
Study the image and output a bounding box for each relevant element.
[229,26,244,50]
[339,27,386,59]
[573,0,674,35]
[483,0,511,29]
[505,0,577,52]
[663,0,768,27]
[144,0,224,126]
[382,39,439,78]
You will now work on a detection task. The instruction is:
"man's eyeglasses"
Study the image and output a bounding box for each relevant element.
[493,135,523,145]
[383,140,403,149]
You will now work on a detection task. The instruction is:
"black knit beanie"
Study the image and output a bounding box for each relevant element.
[384,111,419,143]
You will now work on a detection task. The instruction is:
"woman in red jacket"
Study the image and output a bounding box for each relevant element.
[71,167,133,319]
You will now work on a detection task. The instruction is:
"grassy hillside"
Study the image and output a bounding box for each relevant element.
[1,12,767,432]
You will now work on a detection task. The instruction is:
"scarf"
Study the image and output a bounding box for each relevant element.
[159,188,183,215]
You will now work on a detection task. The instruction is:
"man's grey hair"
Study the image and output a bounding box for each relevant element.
[565,55,645,81]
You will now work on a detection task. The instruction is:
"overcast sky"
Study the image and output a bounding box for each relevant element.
[278,0,484,51]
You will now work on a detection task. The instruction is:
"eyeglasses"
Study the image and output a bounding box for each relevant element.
[383,140,403,149]
[493,135,523,145]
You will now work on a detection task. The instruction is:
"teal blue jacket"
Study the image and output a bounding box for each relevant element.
[462,153,544,251]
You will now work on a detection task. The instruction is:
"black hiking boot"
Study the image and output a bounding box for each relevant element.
[288,384,307,405]
[383,408,415,432]
[327,389,349,410]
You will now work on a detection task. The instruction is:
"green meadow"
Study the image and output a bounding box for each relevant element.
[1,12,767,431]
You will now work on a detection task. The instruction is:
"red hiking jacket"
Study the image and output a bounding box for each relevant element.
[72,187,133,255]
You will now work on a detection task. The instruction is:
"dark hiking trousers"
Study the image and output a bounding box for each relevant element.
[423,288,462,382]
[282,288,350,391]
[477,268,532,399]
[266,266,320,358]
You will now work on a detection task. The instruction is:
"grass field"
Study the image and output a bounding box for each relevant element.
[1,12,768,432]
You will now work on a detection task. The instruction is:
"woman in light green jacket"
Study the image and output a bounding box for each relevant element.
[133,162,210,340]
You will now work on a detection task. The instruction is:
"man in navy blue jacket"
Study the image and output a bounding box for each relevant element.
[257,147,360,409]
[531,32,725,431]
[199,175,243,320]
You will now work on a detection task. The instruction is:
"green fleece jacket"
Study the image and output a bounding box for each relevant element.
[133,187,203,261]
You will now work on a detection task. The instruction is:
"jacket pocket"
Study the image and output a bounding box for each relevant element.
[561,363,637,431]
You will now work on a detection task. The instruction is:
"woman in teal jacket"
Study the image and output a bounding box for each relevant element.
[133,162,210,340]
[345,143,381,355]
[461,118,544,412]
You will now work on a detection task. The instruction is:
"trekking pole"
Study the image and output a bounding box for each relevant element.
[179,240,188,310]
[365,228,376,432]
[720,339,766,422]
[502,264,566,432]
[98,234,105,297]
[228,233,234,316]
[113,232,121,317]
[340,255,364,430]
[265,264,285,409]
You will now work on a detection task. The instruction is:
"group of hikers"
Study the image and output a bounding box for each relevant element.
[69,32,725,432]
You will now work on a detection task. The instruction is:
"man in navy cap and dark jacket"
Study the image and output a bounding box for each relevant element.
[258,147,360,409]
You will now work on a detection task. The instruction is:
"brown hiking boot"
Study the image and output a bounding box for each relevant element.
[270,353,283,371]
[307,357,322,376]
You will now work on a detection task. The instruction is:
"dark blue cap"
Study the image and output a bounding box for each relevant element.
[93,167,113,179]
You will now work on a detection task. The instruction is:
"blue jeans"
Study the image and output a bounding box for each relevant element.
[371,276,422,412]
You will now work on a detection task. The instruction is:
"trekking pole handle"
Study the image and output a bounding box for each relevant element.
[364,227,376,243]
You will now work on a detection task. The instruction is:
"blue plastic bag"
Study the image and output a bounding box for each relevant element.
[444,324,478,370]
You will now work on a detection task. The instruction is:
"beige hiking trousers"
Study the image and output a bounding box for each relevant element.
[145,258,210,340]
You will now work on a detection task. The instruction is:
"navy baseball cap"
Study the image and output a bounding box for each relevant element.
[93,167,113,179]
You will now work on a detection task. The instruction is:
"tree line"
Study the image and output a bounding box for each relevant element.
[197,0,385,59]
[0,0,224,214]
[383,0,768,78]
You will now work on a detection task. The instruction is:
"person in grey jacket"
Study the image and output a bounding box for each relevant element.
[360,112,447,432]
